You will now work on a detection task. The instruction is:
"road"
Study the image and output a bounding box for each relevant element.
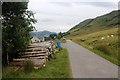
[62,40,118,78]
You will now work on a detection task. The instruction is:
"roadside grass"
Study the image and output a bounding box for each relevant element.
[68,28,119,65]
[2,48,72,78]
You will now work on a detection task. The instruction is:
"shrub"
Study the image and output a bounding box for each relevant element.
[23,59,34,74]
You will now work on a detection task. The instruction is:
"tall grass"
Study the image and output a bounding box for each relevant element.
[69,28,119,65]
[95,44,111,55]
[23,60,34,74]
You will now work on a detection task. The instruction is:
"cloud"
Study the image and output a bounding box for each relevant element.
[74,2,117,8]
[49,2,117,8]
[36,11,64,16]
[29,0,118,32]
[50,2,73,7]
[38,18,54,22]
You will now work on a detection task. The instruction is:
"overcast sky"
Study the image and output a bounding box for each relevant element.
[28,0,119,33]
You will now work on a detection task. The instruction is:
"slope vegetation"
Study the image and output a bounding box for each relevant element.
[66,10,119,65]
[67,10,119,37]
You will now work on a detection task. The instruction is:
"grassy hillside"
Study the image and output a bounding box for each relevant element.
[66,10,119,65]
[67,10,119,37]
[68,28,119,65]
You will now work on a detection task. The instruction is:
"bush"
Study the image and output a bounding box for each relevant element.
[23,60,34,74]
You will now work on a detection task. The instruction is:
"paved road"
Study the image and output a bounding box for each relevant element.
[62,40,118,78]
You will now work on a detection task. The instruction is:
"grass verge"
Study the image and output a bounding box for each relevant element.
[77,42,118,65]
[2,48,72,79]
[68,28,119,66]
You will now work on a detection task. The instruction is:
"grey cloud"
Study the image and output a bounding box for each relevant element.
[74,2,117,8]
[49,2,117,8]
[37,11,63,16]
[38,18,54,22]
[36,10,75,17]
[50,2,73,7]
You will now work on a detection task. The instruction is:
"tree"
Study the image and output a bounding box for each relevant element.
[2,2,36,65]
[57,32,63,39]
[49,34,57,40]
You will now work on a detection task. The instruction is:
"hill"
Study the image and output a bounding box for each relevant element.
[67,10,120,37]
[69,28,119,65]
[30,30,57,37]
[66,10,119,65]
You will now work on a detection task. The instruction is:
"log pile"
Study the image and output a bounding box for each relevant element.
[10,41,55,67]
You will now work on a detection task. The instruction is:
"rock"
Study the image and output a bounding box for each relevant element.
[80,39,85,42]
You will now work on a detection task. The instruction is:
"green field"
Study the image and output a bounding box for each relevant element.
[2,49,72,79]
[68,28,119,65]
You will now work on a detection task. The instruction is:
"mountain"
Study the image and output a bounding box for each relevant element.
[67,10,120,36]
[30,30,57,37]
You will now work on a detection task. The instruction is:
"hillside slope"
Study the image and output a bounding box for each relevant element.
[66,10,119,65]
[70,28,119,65]
[67,10,120,36]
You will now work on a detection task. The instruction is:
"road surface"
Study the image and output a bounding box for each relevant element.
[62,40,118,78]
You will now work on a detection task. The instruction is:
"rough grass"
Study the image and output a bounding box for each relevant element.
[23,59,34,74]
[68,28,119,65]
[2,49,72,79]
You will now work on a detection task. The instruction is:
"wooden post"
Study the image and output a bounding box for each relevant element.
[7,53,9,65]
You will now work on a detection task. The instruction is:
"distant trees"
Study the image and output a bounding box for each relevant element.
[48,32,65,40]
[49,34,57,40]
[2,2,36,65]
[63,32,70,36]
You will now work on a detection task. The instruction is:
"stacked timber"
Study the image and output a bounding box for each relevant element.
[10,41,55,67]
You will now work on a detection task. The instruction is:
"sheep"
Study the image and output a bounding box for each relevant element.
[101,37,105,40]
[111,35,114,37]
[107,35,110,38]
